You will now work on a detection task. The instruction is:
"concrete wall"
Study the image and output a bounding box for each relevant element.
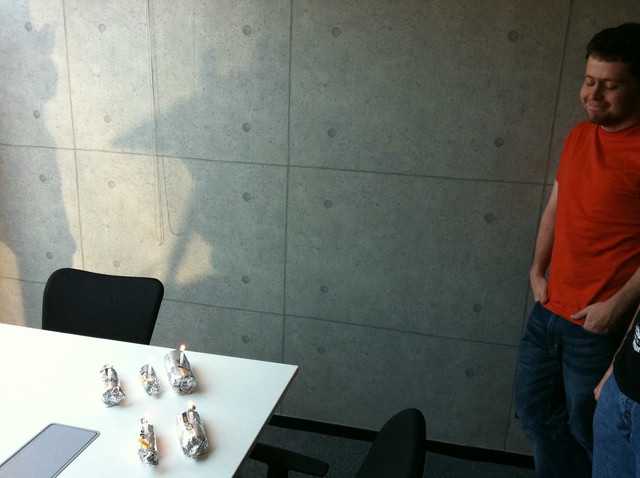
[2,0,639,453]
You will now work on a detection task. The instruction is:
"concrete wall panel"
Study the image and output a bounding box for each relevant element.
[286,167,540,345]
[0,145,79,282]
[283,316,518,449]
[0,277,45,328]
[77,151,287,313]
[0,1,73,149]
[76,150,161,274]
[145,0,291,164]
[290,0,570,182]
[152,299,284,363]
[65,0,153,153]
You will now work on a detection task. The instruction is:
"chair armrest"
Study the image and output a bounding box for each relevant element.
[249,443,330,477]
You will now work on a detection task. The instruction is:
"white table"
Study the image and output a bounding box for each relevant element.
[0,324,298,477]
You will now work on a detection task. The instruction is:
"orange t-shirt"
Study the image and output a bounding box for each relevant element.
[546,121,640,323]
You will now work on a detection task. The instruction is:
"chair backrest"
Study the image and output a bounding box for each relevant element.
[42,268,164,345]
[355,408,426,478]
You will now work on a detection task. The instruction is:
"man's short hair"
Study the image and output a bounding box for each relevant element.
[586,23,640,82]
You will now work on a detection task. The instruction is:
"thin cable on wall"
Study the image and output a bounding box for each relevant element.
[146,0,186,243]
[145,0,164,246]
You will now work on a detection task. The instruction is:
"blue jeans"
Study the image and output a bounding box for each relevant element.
[593,374,640,477]
[514,302,622,478]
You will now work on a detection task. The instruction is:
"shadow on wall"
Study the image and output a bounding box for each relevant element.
[108,34,287,315]
[0,1,76,326]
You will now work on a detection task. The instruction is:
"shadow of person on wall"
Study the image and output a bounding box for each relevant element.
[109,38,288,320]
[0,1,76,326]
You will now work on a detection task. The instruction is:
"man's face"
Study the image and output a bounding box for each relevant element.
[580,56,640,132]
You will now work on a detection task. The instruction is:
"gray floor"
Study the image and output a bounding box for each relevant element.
[239,424,535,478]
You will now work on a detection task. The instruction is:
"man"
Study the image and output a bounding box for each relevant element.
[514,23,640,478]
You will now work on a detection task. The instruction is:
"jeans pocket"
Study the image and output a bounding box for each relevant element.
[578,324,623,342]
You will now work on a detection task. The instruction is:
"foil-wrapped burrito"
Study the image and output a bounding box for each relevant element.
[139,363,160,396]
[138,418,158,465]
[176,406,208,458]
[100,364,125,407]
[164,348,197,394]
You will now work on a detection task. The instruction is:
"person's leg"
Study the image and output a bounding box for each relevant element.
[560,320,623,476]
[592,374,635,477]
[632,397,640,478]
[515,303,574,478]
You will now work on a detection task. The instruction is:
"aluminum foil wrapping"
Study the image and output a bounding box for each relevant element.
[164,349,197,394]
[176,409,208,458]
[138,418,158,465]
[100,364,125,407]
[140,363,160,395]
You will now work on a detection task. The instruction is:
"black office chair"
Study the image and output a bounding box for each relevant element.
[249,408,427,478]
[42,267,164,345]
